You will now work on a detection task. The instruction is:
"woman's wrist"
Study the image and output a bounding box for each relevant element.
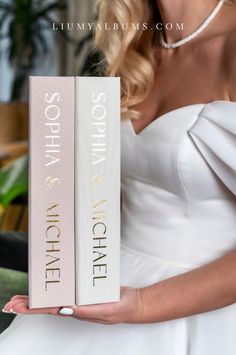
[137,249,236,324]
[137,284,163,324]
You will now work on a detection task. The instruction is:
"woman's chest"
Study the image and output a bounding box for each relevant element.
[132,48,227,135]
[121,105,233,201]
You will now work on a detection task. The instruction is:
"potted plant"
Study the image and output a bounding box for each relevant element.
[0,0,69,99]
[0,0,70,143]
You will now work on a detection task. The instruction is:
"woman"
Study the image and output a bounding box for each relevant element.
[1,0,236,354]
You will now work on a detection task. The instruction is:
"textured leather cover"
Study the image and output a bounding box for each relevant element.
[29,76,75,308]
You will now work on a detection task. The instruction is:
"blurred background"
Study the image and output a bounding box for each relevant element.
[0,0,101,332]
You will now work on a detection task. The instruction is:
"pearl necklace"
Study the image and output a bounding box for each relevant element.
[160,0,225,49]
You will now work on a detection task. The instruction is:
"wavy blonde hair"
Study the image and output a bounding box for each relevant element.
[94,0,235,119]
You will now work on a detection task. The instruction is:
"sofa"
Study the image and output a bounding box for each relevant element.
[0,232,28,333]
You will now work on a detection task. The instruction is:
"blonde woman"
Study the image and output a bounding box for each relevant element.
[1,0,236,354]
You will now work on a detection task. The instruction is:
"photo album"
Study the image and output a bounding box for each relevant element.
[0,1,236,355]
[29,76,120,308]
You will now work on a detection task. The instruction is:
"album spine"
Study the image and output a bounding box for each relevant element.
[75,76,121,305]
[29,76,75,308]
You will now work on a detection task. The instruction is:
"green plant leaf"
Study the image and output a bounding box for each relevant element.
[0,155,28,209]
[0,0,71,100]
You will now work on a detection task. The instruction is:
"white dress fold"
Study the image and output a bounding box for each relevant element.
[188,101,236,195]
[0,100,236,355]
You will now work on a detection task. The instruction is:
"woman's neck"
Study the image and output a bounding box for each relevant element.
[156,0,221,42]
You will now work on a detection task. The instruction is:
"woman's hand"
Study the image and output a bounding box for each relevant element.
[4,249,236,325]
[2,286,144,325]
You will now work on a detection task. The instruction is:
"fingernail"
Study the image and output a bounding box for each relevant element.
[8,308,19,315]
[2,308,9,313]
[59,308,74,316]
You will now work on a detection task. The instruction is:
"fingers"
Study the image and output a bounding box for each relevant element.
[2,297,60,316]
[8,301,31,315]
[12,302,60,316]
[58,305,114,324]
[59,303,118,323]
[3,298,28,313]
[10,295,28,301]
[72,304,108,319]
[2,295,121,325]
[2,295,29,313]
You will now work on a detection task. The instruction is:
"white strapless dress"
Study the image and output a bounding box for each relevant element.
[0,100,236,355]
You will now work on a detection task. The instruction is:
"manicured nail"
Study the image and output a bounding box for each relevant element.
[2,308,9,313]
[8,308,19,315]
[59,308,74,316]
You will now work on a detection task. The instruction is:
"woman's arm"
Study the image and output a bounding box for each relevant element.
[139,248,236,323]
[3,248,236,324]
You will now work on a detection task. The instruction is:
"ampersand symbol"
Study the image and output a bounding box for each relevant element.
[46,177,60,190]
